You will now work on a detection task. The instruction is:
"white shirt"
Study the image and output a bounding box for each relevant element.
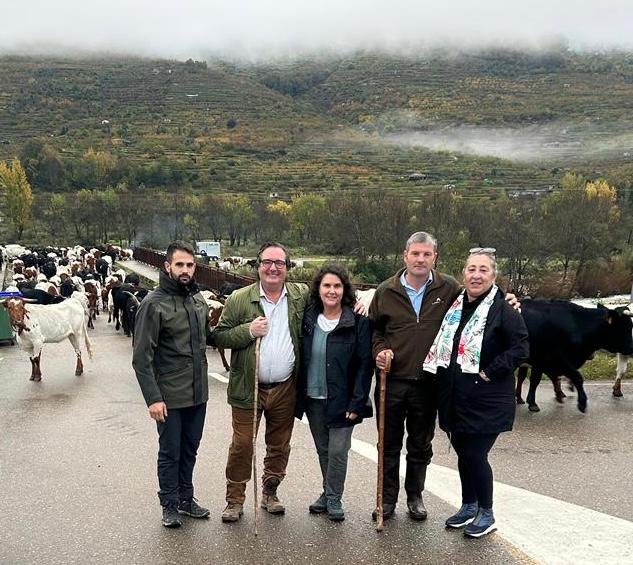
[258,284,295,383]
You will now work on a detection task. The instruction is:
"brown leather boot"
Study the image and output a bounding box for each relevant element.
[221,502,243,523]
[261,477,285,514]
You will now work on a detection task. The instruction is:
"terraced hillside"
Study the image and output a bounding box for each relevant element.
[1,50,632,199]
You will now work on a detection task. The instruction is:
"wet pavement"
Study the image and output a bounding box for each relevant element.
[1,265,632,564]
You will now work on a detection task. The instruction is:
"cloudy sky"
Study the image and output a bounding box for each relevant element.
[3,0,632,60]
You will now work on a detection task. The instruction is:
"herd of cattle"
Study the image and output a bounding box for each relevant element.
[1,244,632,414]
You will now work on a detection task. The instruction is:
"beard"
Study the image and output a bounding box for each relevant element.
[170,272,192,286]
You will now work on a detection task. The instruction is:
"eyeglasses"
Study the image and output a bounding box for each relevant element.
[260,259,287,269]
[469,247,496,255]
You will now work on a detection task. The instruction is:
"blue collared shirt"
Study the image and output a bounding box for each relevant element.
[400,270,434,317]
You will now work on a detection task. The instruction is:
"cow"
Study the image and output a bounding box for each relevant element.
[201,293,230,372]
[613,308,633,398]
[218,282,242,298]
[119,287,149,337]
[517,300,633,413]
[613,353,631,397]
[84,280,101,320]
[18,288,65,305]
[0,295,93,381]
[95,257,111,284]
[355,288,376,313]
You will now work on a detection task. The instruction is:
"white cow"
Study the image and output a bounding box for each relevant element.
[0,295,93,381]
[355,288,376,314]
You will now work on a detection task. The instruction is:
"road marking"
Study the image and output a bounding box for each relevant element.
[208,371,633,564]
[351,438,633,565]
[209,372,228,383]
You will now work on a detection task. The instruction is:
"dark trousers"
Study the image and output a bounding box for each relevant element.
[156,402,207,507]
[375,378,436,505]
[450,432,499,509]
[305,398,354,501]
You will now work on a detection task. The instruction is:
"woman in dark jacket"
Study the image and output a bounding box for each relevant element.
[295,263,373,522]
[424,249,529,538]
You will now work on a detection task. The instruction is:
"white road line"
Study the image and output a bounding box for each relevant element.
[209,372,229,383]
[208,371,633,564]
[351,438,633,565]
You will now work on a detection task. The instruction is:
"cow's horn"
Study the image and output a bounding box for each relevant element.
[22,298,38,303]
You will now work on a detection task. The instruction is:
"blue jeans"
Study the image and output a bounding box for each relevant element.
[305,398,353,501]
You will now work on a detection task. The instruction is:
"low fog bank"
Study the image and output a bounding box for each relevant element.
[2,1,633,62]
[385,124,633,163]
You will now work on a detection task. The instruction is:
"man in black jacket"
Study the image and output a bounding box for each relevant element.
[132,241,210,528]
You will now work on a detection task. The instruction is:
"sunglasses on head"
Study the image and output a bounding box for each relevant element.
[469,247,496,255]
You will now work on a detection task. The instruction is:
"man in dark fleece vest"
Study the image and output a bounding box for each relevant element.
[133,241,210,528]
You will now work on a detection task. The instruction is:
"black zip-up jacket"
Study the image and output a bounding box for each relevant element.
[436,289,529,434]
[132,270,209,409]
[295,304,374,428]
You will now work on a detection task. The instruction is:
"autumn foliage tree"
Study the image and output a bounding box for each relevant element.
[0,158,34,239]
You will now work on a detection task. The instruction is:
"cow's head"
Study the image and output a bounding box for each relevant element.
[603,304,633,355]
[0,297,33,335]
[207,300,224,331]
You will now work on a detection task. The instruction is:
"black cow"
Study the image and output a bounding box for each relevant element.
[95,258,110,284]
[125,288,150,338]
[218,282,242,298]
[518,300,633,413]
[19,288,65,305]
[40,260,57,280]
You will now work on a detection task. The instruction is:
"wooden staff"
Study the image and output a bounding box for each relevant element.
[376,352,392,532]
[252,337,261,537]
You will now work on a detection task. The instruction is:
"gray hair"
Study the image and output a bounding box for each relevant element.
[466,251,498,275]
[405,231,437,251]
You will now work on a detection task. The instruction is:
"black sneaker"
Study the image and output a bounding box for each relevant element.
[178,497,210,518]
[309,493,327,514]
[162,504,182,528]
[327,498,345,522]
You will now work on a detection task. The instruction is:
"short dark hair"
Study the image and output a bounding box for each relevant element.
[166,241,195,263]
[309,263,356,311]
[256,241,291,267]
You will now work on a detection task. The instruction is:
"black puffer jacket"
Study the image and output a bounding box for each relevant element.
[436,289,529,434]
[295,305,374,428]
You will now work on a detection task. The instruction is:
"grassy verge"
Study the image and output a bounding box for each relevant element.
[575,351,631,381]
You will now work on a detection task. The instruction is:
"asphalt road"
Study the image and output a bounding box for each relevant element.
[1,283,632,564]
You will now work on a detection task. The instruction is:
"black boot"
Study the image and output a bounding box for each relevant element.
[407,494,428,521]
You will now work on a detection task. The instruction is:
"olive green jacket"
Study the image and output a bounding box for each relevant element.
[213,281,309,409]
[132,270,209,409]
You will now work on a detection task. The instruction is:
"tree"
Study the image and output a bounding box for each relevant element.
[0,158,34,239]
[287,193,327,244]
[542,174,620,293]
[41,194,69,241]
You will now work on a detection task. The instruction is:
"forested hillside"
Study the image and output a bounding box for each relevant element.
[1,49,632,294]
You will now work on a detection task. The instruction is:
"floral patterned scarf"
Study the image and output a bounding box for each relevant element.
[423,284,498,375]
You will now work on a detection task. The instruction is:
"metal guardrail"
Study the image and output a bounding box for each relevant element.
[133,247,379,291]
[133,247,255,291]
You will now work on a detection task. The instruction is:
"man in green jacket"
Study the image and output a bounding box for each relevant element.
[213,242,309,522]
[132,241,211,528]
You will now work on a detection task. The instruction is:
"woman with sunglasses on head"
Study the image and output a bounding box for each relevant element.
[295,263,374,522]
[423,248,529,538]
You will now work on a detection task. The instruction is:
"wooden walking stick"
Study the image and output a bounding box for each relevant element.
[252,337,261,537]
[376,352,392,532]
